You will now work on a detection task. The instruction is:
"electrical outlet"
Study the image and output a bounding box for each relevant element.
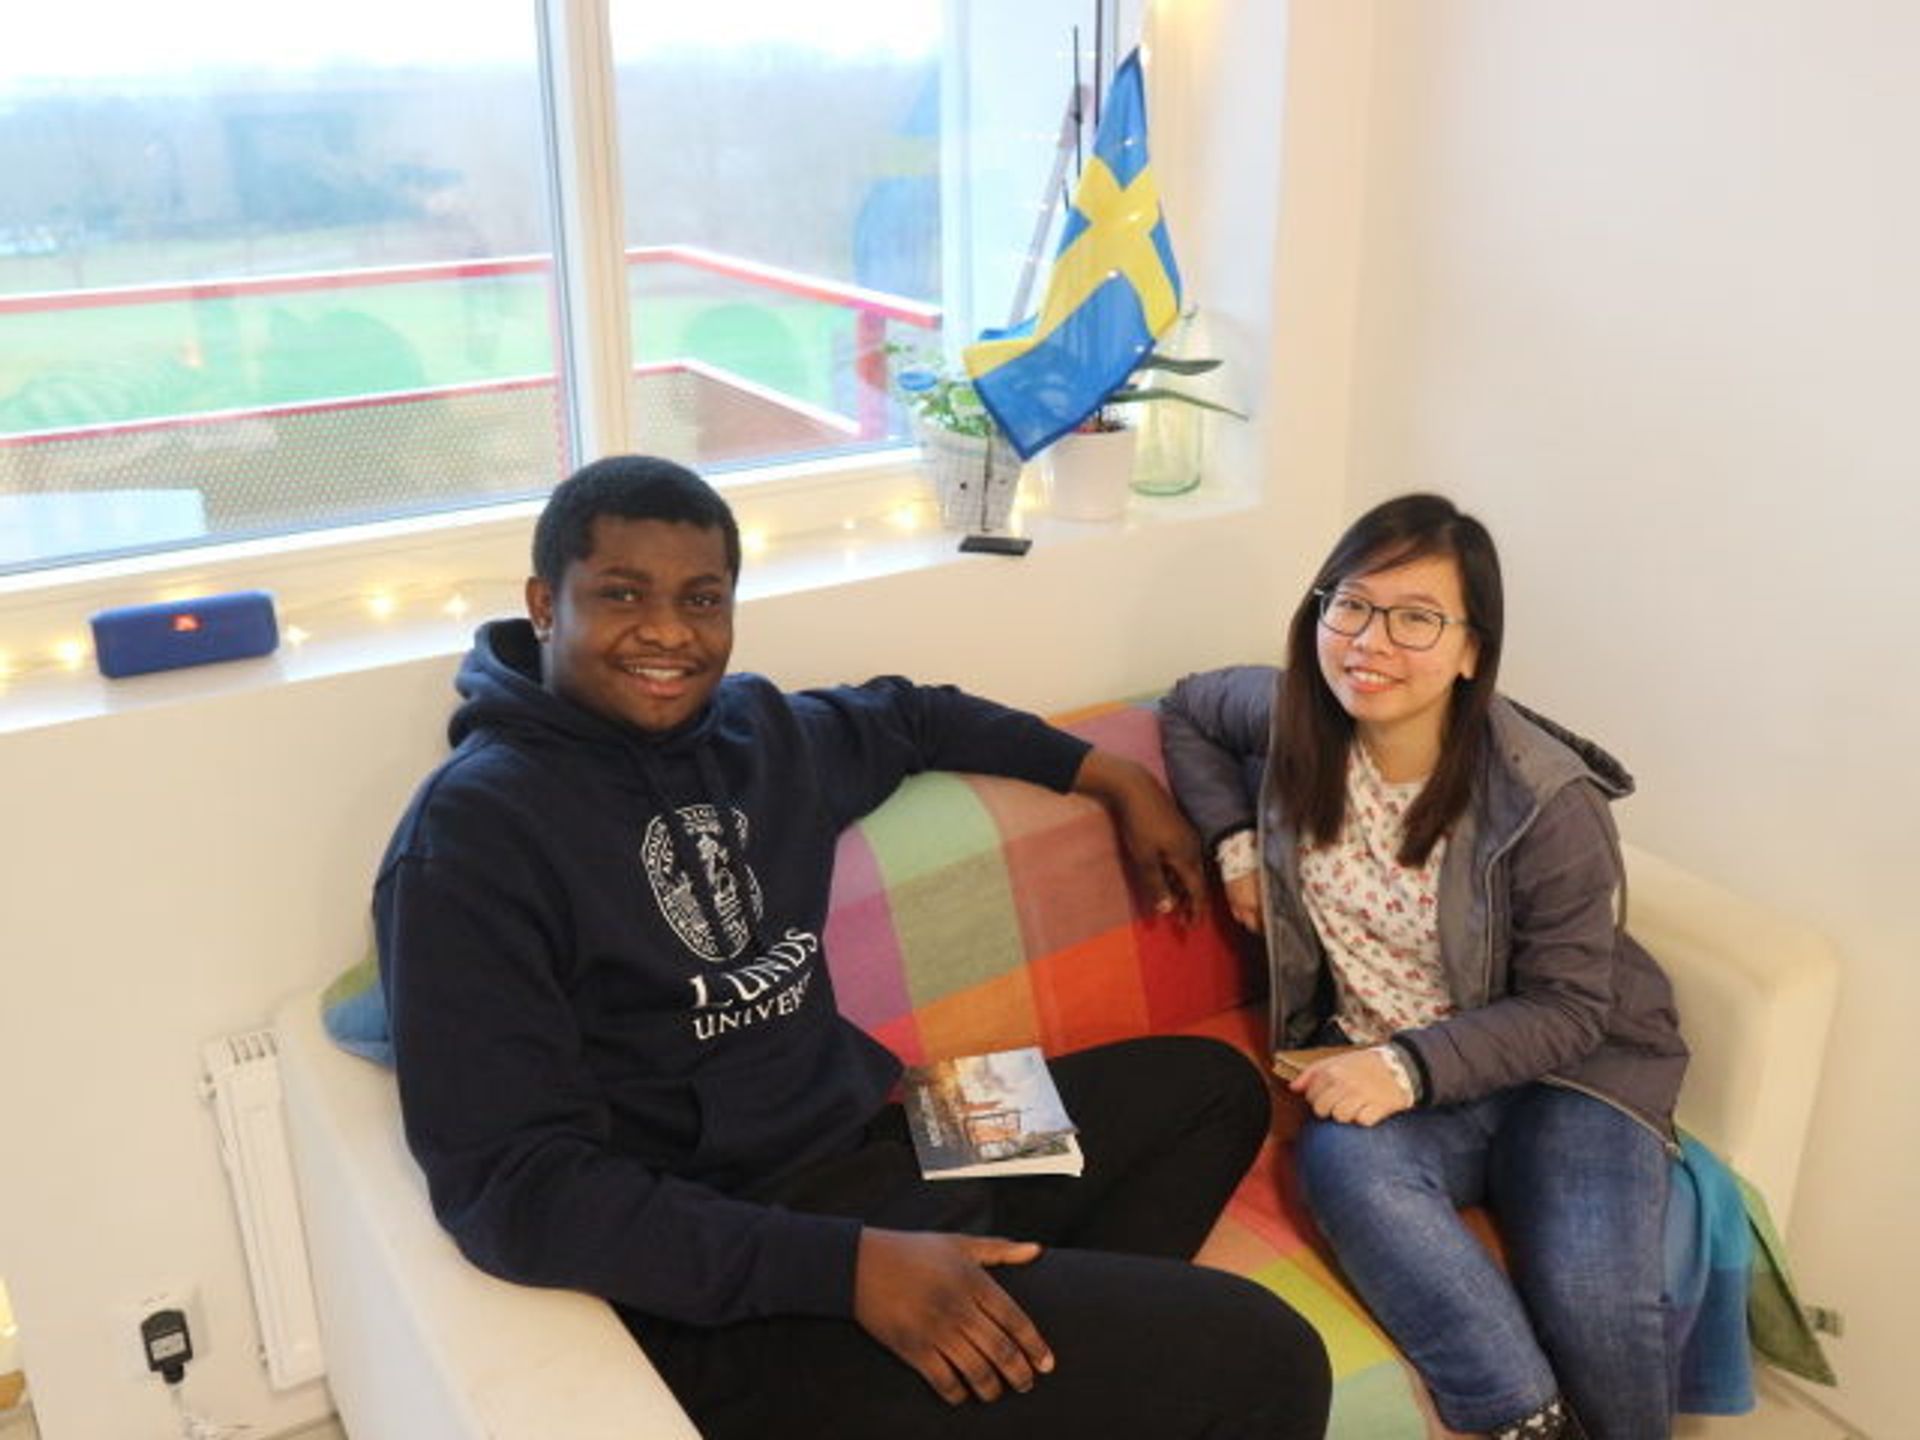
[115,1285,205,1381]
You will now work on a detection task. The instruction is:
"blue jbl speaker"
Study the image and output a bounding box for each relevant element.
[90,591,280,678]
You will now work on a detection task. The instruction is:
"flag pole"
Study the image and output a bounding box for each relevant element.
[1071,25,1085,179]
[1005,76,1087,328]
[1098,4,1113,129]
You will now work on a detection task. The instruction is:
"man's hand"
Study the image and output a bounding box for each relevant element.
[853,1228,1053,1404]
[1072,750,1206,921]
[1290,1048,1413,1127]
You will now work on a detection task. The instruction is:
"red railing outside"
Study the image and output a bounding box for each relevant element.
[638,246,941,439]
[0,244,942,447]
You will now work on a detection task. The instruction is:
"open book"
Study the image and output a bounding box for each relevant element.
[903,1046,1083,1180]
[1270,1044,1360,1082]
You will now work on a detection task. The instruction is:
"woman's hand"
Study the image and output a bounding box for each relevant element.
[1223,872,1263,933]
[1291,1048,1413,1127]
[1072,750,1206,921]
[853,1228,1054,1404]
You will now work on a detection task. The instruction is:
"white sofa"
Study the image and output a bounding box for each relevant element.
[274,987,700,1440]
[273,839,1838,1439]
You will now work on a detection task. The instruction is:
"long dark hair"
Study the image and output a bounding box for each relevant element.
[1271,493,1504,864]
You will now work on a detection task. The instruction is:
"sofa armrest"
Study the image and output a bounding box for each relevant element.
[1621,843,1839,1229]
[272,986,699,1440]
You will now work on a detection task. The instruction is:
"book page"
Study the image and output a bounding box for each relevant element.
[918,1133,1085,1183]
[1271,1044,1360,1082]
[904,1046,1083,1180]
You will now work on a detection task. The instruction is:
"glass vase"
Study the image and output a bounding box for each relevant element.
[1129,402,1205,497]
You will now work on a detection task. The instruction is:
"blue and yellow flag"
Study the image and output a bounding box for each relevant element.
[964,49,1182,459]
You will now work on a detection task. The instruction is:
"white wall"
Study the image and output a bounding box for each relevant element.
[1338,2,1917,1432]
[0,664,455,1439]
[0,6,1335,1436]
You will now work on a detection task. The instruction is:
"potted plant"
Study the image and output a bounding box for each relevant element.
[893,357,1024,533]
[1047,328,1245,517]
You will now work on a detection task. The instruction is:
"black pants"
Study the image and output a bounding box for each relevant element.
[626,1035,1333,1439]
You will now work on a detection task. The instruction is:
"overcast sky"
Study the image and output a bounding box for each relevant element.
[4,1,940,81]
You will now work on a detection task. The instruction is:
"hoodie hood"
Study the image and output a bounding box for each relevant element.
[450,617,722,757]
[451,617,754,960]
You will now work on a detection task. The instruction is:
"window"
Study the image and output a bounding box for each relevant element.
[0,2,1127,580]
[0,4,565,574]
[609,3,945,468]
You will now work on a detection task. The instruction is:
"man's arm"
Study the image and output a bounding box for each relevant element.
[791,677,1090,826]
[379,849,862,1327]
[1071,747,1207,921]
[793,677,1205,918]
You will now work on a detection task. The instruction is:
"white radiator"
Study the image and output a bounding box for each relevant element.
[201,1030,326,1390]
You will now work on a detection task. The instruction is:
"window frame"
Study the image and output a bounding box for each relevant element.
[0,0,1146,702]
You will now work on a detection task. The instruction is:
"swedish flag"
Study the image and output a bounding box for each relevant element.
[964,49,1182,459]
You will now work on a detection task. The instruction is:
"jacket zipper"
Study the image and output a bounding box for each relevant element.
[1256,819,1285,1046]
[1477,804,1534,1001]
[1479,798,1678,1155]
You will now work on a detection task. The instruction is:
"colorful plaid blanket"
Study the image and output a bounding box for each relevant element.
[823,699,1450,1434]
[820,698,1817,1435]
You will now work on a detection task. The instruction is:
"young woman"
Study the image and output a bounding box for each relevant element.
[1160,493,1688,1440]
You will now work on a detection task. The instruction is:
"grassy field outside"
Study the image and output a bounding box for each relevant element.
[1,272,862,435]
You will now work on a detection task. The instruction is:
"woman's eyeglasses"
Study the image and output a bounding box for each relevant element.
[1314,588,1471,651]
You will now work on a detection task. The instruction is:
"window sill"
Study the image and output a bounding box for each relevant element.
[0,453,1254,737]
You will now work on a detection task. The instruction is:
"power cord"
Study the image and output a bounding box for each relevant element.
[166,1385,253,1440]
[141,1306,252,1440]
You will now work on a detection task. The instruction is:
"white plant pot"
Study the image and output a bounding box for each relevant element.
[1045,426,1137,521]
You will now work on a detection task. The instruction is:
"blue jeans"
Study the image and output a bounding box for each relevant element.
[1295,1083,1672,1438]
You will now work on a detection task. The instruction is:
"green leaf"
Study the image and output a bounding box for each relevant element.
[1108,384,1247,419]
[1135,353,1223,377]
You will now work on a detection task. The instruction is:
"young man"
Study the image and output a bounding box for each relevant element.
[376,455,1330,1437]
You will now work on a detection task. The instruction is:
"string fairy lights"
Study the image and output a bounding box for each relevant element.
[0,481,1018,694]
[0,577,519,690]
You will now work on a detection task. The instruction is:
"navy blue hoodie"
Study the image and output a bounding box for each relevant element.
[375,619,1090,1326]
